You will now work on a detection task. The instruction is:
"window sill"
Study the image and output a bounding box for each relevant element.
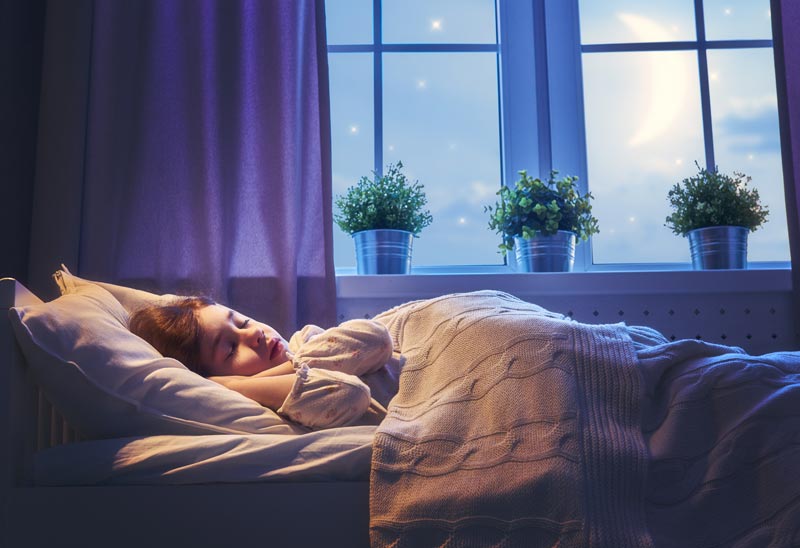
[335,266,792,299]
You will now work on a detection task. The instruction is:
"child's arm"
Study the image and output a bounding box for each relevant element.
[250,360,296,378]
[208,360,297,409]
[208,374,296,411]
[291,319,393,376]
[277,365,371,429]
[209,365,372,429]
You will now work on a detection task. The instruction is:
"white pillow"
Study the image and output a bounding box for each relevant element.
[54,266,176,313]
[9,282,302,439]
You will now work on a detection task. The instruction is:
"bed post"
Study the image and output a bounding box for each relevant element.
[0,278,42,546]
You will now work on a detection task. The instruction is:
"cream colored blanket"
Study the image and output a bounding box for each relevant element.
[370,291,651,547]
[370,291,800,547]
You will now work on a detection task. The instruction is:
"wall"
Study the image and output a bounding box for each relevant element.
[337,270,795,356]
[0,0,47,284]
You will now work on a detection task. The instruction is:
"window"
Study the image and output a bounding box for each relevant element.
[325,0,789,271]
[326,0,503,269]
[580,0,788,266]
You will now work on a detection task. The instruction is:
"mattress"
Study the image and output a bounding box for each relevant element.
[34,425,376,485]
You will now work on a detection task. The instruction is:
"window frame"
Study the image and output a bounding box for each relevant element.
[327,0,790,275]
[328,0,507,273]
[574,0,784,270]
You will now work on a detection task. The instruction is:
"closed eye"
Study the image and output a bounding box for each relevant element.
[225,318,251,360]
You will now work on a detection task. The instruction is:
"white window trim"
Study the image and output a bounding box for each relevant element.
[337,268,791,300]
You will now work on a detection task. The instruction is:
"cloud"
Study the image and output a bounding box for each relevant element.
[468,180,497,204]
[716,110,781,153]
[723,94,777,119]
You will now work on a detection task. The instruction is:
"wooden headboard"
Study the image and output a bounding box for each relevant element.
[0,278,76,492]
[0,278,41,493]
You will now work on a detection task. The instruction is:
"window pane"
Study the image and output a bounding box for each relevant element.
[329,54,375,268]
[708,48,788,262]
[703,0,773,41]
[582,51,705,264]
[325,0,373,45]
[382,0,496,44]
[383,52,502,266]
[579,0,695,44]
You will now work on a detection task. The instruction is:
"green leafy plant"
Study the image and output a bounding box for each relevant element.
[665,162,769,236]
[485,170,599,254]
[334,161,433,236]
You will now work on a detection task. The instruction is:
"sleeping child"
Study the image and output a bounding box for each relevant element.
[129,297,398,430]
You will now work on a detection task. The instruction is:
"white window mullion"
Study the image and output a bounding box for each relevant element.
[543,0,592,270]
[497,0,539,189]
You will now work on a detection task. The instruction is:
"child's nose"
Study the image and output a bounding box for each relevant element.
[244,325,263,347]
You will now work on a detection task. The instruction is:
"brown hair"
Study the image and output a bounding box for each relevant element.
[129,296,216,375]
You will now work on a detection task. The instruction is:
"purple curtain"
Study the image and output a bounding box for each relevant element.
[28,0,335,335]
[773,0,800,345]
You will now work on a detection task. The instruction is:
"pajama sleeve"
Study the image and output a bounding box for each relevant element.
[288,324,325,355]
[276,364,371,430]
[290,319,393,376]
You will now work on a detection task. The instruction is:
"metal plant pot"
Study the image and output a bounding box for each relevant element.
[687,225,748,270]
[353,229,414,274]
[514,230,576,272]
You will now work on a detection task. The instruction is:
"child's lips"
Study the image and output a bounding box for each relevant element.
[269,340,281,360]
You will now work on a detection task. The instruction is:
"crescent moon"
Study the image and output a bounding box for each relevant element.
[618,13,691,147]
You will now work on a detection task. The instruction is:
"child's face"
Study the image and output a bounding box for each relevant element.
[196,304,289,377]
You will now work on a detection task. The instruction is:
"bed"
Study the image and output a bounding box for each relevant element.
[0,277,372,548]
[3,275,800,547]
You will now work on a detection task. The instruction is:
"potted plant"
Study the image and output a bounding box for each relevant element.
[335,161,433,274]
[665,162,769,270]
[485,170,599,272]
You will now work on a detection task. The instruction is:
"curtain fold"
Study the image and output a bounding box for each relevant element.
[28,0,335,335]
[773,0,800,346]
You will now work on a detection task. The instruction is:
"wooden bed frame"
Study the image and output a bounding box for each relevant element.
[0,278,370,548]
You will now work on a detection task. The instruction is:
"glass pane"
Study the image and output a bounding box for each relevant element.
[708,48,788,262]
[383,0,496,44]
[325,0,373,45]
[579,0,695,44]
[703,0,773,41]
[329,53,375,268]
[582,51,705,264]
[383,52,502,266]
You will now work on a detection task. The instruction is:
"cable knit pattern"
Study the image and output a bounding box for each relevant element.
[370,291,800,547]
[637,341,800,547]
[370,291,651,548]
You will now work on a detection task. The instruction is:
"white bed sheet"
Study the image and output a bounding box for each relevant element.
[34,425,376,485]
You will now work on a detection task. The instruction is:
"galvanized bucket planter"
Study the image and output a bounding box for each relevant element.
[514,230,576,272]
[687,225,748,270]
[353,229,414,274]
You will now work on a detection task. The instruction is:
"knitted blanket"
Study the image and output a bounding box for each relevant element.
[370,291,651,547]
[369,291,800,547]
